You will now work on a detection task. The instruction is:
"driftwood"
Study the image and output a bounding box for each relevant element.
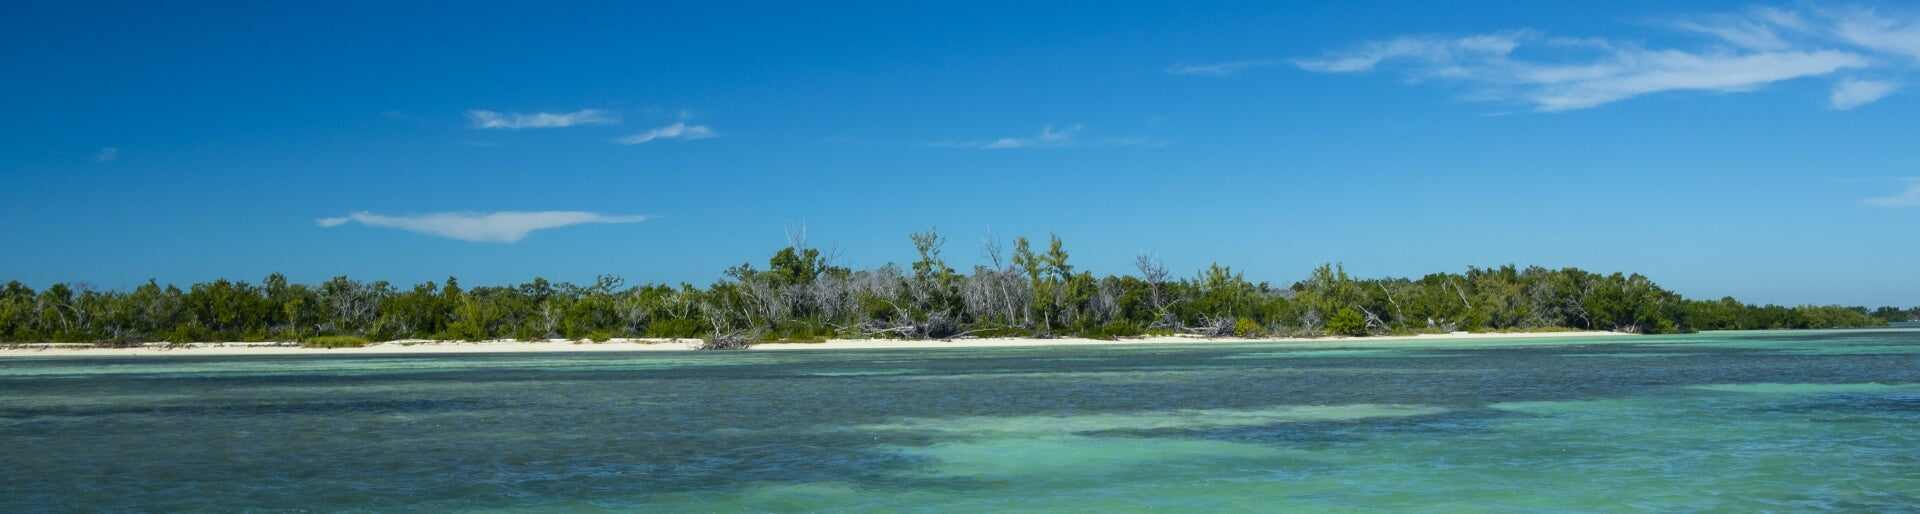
[861,310,967,340]
[697,330,756,350]
[1185,316,1236,337]
[697,314,760,350]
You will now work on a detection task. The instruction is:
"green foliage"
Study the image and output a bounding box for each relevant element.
[646,319,703,338]
[1868,305,1920,323]
[443,321,487,342]
[0,235,1898,345]
[1076,320,1142,340]
[512,323,547,342]
[164,325,197,345]
[1233,317,1264,337]
[301,335,370,348]
[1326,308,1368,336]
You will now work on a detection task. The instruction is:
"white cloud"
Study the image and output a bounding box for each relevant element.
[1670,9,1797,50]
[467,109,619,129]
[316,211,649,242]
[1831,79,1899,109]
[1525,50,1868,111]
[1166,60,1278,77]
[928,125,1161,149]
[1863,179,1920,207]
[617,122,717,145]
[1294,33,1525,73]
[1832,8,1920,60]
[1296,6,1920,111]
[94,147,118,162]
[985,124,1081,149]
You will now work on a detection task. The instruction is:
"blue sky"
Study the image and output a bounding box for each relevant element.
[4,1,1917,306]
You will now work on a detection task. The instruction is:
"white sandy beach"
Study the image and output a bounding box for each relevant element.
[0,330,1633,357]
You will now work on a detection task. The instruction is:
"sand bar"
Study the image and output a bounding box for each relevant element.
[0,331,1633,358]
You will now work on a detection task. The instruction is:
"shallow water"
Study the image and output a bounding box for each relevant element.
[4,329,1918,511]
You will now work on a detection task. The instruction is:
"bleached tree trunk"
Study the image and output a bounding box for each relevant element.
[1136,253,1178,328]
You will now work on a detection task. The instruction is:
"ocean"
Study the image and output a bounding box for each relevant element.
[5,329,1917,511]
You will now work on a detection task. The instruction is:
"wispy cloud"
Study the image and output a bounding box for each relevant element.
[1294,33,1525,73]
[929,125,1160,149]
[1667,8,1801,50]
[1831,78,1898,109]
[985,124,1080,149]
[467,109,619,129]
[617,122,717,145]
[1296,6,1920,111]
[1166,59,1278,77]
[1863,179,1920,207]
[316,211,649,243]
[94,147,118,162]
[1833,7,1920,60]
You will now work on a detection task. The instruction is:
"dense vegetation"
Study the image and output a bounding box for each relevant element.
[2,230,1904,345]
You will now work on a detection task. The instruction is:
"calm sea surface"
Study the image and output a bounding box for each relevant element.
[4,329,1918,511]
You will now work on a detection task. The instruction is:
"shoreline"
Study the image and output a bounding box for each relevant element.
[0,330,1634,358]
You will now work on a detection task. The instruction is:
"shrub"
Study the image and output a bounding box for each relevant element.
[646,319,703,338]
[766,322,826,342]
[512,324,547,341]
[366,325,398,343]
[1233,317,1264,337]
[968,326,1028,338]
[444,321,487,342]
[1079,321,1142,340]
[301,335,372,348]
[164,326,198,345]
[1326,308,1368,336]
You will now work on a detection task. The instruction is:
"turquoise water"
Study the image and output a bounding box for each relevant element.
[4,329,1918,511]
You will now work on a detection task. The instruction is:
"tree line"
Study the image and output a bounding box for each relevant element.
[1,230,1903,345]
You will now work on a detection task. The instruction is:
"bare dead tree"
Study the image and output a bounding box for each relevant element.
[982,230,1006,270]
[663,287,696,321]
[960,267,999,325]
[1446,277,1473,311]
[697,299,760,349]
[1135,253,1180,329]
[697,316,757,350]
[981,232,1017,325]
[617,291,651,335]
[811,275,855,328]
[847,265,905,333]
[1356,305,1386,333]
[321,279,379,335]
[1092,276,1120,325]
[1004,267,1034,328]
[852,297,972,340]
[784,221,809,251]
[538,302,562,338]
[1376,282,1408,332]
[737,276,790,328]
[1523,281,1556,327]
[1300,308,1325,335]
